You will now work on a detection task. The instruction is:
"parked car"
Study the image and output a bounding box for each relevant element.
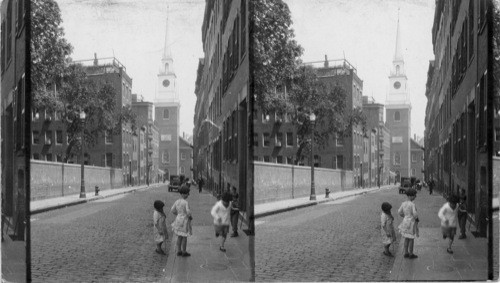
[399,179,412,194]
[168,175,182,192]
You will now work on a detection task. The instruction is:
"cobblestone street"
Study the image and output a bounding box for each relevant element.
[30,185,213,282]
[255,187,446,282]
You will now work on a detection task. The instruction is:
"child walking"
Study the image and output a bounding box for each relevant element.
[438,194,459,253]
[398,188,419,259]
[211,192,232,252]
[381,202,396,256]
[458,189,467,239]
[171,187,193,257]
[153,200,168,255]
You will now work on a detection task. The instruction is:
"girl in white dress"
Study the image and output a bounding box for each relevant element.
[397,188,419,259]
[171,187,193,257]
[153,200,168,255]
[381,202,396,256]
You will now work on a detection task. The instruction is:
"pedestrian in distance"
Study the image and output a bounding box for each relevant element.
[458,189,467,239]
[230,187,239,237]
[171,187,193,257]
[198,177,204,193]
[153,200,168,255]
[438,194,459,253]
[211,192,232,252]
[398,188,419,259]
[429,179,434,195]
[381,202,396,257]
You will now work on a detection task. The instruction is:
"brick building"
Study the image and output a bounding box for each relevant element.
[31,56,135,189]
[179,135,193,180]
[194,0,250,229]
[132,94,160,185]
[1,0,27,241]
[410,137,424,181]
[253,57,365,188]
[424,0,489,236]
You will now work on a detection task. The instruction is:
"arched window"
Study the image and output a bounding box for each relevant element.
[396,65,400,75]
[394,153,401,165]
[165,63,169,72]
[394,111,401,121]
[163,109,169,119]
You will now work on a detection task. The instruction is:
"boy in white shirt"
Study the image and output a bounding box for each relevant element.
[211,192,232,252]
[438,194,459,254]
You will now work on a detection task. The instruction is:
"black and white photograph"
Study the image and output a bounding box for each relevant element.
[0,0,499,282]
[253,0,496,281]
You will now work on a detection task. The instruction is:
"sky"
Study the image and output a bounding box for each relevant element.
[284,0,436,138]
[58,0,205,137]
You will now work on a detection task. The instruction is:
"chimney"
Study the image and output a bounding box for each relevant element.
[93,53,98,66]
[324,55,329,68]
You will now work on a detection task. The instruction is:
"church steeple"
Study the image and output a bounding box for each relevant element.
[393,9,404,62]
[156,4,178,104]
[162,5,173,61]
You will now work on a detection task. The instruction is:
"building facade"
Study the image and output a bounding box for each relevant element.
[1,0,27,241]
[410,138,425,181]
[424,0,489,236]
[194,0,250,230]
[155,12,180,181]
[179,136,193,180]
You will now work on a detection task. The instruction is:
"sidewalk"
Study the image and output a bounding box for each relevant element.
[389,227,489,281]
[1,232,26,283]
[162,193,253,282]
[30,183,163,214]
[255,184,396,218]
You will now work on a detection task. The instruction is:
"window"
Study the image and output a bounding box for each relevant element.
[286,156,293,165]
[263,133,270,147]
[6,0,12,64]
[240,0,246,56]
[337,136,344,146]
[45,131,52,145]
[314,155,320,167]
[394,111,401,121]
[56,130,63,144]
[496,127,500,142]
[105,153,113,167]
[412,153,417,163]
[277,156,283,164]
[411,168,416,176]
[161,134,172,142]
[162,151,170,163]
[286,132,293,146]
[46,154,53,162]
[33,154,39,160]
[56,154,62,162]
[32,131,40,144]
[263,156,270,162]
[105,130,113,144]
[394,152,401,165]
[262,112,270,123]
[275,132,283,147]
[337,155,344,169]
[181,152,186,160]
[253,133,258,147]
[180,166,185,174]
[163,109,170,119]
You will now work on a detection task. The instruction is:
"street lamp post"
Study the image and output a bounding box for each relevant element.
[79,110,86,198]
[310,112,316,201]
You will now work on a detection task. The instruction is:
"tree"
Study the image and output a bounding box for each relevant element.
[284,66,366,162]
[252,0,303,113]
[31,0,73,111]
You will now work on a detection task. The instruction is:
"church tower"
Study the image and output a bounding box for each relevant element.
[155,6,180,179]
[386,12,412,180]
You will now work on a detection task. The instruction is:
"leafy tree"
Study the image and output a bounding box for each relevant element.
[252,0,303,113]
[284,66,366,162]
[493,0,500,114]
[31,0,72,111]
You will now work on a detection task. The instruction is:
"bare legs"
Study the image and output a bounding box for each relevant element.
[403,238,417,258]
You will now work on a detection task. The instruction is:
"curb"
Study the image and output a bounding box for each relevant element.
[161,235,177,283]
[30,184,162,215]
[254,187,393,219]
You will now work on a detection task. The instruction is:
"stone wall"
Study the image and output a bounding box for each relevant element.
[31,160,123,201]
[254,162,354,204]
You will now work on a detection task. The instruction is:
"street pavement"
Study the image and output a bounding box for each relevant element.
[31,184,173,282]
[255,185,491,282]
[162,190,253,283]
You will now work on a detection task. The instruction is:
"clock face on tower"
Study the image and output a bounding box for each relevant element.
[393,81,401,89]
[162,79,170,87]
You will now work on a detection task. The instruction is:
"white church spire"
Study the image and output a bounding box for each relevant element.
[393,8,404,62]
[163,5,173,61]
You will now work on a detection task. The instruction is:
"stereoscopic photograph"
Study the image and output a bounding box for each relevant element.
[0,0,499,282]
